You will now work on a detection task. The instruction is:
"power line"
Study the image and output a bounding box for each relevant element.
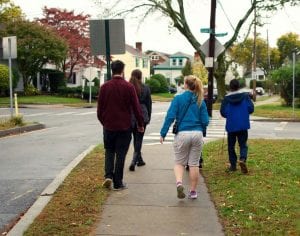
[216,0,235,32]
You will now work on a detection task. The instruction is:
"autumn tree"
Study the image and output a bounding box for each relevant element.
[38,7,92,82]
[230,37,281,75]
[0,0,23,24]
[4,20,67,89]
[95,0,300,99]
[277,32,300,63]
[192,56,208,85]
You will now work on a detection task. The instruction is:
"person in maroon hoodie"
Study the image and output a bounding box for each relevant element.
[97,60,144,190]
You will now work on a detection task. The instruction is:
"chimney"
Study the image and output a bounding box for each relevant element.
[136,42,142,52]
[194,51,200,61]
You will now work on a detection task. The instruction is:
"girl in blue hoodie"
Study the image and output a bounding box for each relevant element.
[160,75,209,199]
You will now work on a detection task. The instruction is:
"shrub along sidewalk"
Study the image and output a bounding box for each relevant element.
[22,140,300,235]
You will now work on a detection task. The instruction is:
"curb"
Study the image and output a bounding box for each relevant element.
[7,145,96,236]
[0,123,46,138]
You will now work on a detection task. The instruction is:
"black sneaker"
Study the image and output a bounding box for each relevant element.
[113,183,128,191]
[239,160,248,174]
[225,166,237,173]
[137,160,146,166]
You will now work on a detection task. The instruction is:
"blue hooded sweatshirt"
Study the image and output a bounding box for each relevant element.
[220,91,254,133]
[160,90,209,138]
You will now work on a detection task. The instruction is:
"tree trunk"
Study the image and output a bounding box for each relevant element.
[214,53,228,101]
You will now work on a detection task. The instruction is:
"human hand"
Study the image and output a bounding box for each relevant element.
[160,136,164,144]
[137,126,144,133]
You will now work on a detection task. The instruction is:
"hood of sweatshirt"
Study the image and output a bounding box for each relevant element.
[224,91,249,104]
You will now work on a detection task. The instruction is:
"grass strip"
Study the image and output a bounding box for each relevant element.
[24,145,108,236]
[254,104,300,119]
[202,139,300,235]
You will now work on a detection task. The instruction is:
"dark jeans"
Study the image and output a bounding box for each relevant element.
[227,130,248,168]
[103,128,132,188]
[132,125,146,160]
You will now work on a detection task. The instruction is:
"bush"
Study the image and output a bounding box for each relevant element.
[271,63,300,106]
[24,84,40,96]
[146,79,161,93]
[0,64,9,96]
[150,74,168,93]
[57,86,83,97]
[83,86,98,100]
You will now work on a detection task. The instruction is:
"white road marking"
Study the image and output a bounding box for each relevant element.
[10,189,34,201]
[274,122,288,131]
[74,111,96,116]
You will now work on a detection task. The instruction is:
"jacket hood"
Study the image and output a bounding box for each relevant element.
[225,91,249,104]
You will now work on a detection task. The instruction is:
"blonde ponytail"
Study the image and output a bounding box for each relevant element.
[184,75,204,106]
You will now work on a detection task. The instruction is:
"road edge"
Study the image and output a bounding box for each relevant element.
[7,145,96,236]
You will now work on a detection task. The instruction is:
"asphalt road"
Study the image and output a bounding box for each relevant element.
[0,103,299,232]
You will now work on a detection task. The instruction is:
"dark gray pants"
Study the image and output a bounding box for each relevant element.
[103,128,131,188]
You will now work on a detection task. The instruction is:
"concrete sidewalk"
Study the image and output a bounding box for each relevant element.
[94,143,224,236]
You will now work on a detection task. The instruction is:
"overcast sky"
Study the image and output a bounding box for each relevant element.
[13,0,300,55]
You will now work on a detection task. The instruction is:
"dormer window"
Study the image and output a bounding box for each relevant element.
[172,58,176,66]
[179,58,183,66]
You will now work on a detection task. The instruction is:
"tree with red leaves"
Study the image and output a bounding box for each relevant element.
[38,7,103,81]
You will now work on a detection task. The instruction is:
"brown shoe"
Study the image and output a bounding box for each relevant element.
[239,160,248,174]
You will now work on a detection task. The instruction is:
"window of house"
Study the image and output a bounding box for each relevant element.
[179,58,183,66]
[136,57,140,67]
[172,58,176,66]
[67,72,76,84]
[151,55,159,60]
[143,58,148,68]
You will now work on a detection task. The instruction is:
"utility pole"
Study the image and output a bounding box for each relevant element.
[252,2,257,101]
[207,0,217,117]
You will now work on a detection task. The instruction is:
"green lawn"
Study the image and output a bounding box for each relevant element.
[0,95,89,105]
[254,104,300,119]
[202,139,300,235]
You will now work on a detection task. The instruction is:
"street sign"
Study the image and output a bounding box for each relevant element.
[89,19,125,55]
[200,28,213,33]
[215,32,228,37]
[200,38,225,58]
[205,57,214,67]
[2,36,17,59]
[83,67,98,82]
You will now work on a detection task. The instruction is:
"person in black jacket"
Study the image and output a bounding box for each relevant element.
[129,69,152,171]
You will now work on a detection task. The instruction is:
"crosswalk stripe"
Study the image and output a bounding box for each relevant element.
[74,111,96,116]
[54,112,77,116]
[25,112,50,117]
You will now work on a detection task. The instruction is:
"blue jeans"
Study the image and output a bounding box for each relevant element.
[227,130,248,168]
[103,129,132,188]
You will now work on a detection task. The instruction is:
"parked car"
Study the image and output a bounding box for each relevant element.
[255,87,265,95]
[168,86,177,94]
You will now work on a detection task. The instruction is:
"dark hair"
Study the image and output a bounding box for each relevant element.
[111,60,125,75]
[129,69,142,97]
[229,79,240,91]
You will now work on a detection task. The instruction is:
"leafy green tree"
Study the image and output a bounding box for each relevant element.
[271,62,300,106]
[0,0,22,24]
[4,20,68,89]
[95,0,299,99]
[277,32,300,63]
[181,59,192,77]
